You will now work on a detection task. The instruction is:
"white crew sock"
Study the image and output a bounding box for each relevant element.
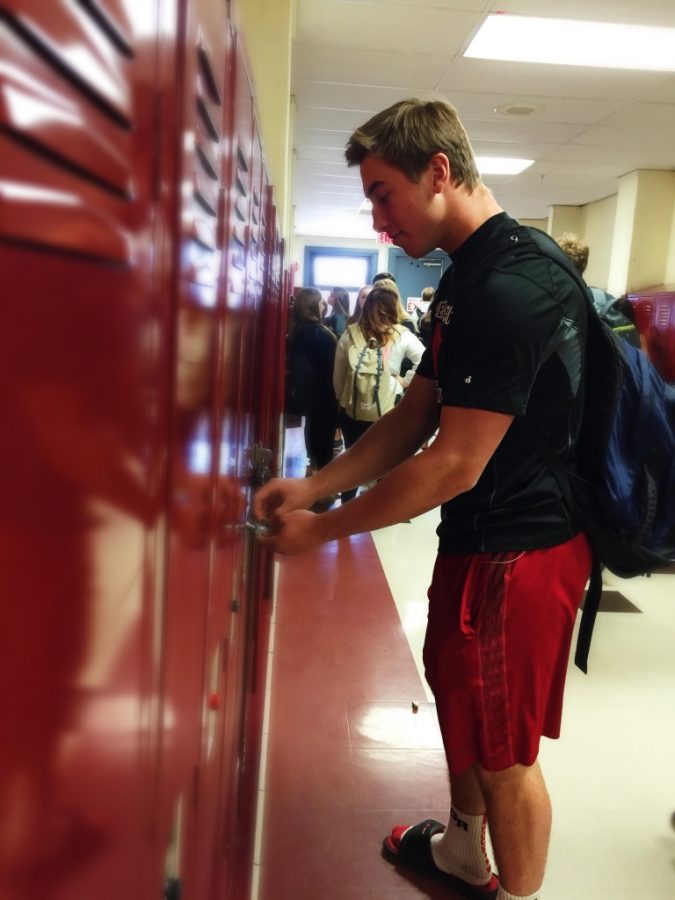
[497,887,541,899]
[429,805,493,886]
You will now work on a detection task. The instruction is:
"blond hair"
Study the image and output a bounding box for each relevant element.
[556,233,589,275]
[374,278,414,327]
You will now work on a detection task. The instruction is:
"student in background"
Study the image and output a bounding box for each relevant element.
[324,286,350,338]
[347,284,373,326]
[418,304,434,350]
[372,270,395,284]
[417,285,436,327]
[374,277,417,333]
[556,232,639,346]
[332,283,424,502]
[287,288,338,482]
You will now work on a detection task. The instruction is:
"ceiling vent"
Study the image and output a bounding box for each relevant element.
[494,103,540,117]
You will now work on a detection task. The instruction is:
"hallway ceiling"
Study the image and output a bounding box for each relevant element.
[291,0,675,238]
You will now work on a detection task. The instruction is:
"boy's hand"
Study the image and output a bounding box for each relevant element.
[257,509,324,556]
[252,477,316,520]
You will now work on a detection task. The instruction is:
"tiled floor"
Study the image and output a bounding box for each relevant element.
[255,426,675,899]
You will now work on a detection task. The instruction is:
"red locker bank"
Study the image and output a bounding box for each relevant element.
[630,291,675,383]
[0,2,287,898]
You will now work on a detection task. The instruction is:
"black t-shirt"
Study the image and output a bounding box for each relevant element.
[416,213,587,553]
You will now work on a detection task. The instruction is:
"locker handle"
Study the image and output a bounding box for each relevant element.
[241,518,269,537]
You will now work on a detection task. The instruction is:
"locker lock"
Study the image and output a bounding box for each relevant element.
[243,518,269,536]
[224,517,269,539]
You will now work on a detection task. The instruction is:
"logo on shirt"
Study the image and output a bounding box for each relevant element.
[434,301,454,325]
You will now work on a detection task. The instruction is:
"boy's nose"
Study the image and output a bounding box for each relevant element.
[371,207,387,234]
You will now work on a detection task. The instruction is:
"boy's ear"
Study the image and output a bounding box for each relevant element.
[428,153,451,192]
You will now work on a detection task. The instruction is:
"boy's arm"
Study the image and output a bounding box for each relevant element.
[258,392,514,555]
[253,374,439,520]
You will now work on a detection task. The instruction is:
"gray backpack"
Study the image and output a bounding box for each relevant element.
[340,324,400,421]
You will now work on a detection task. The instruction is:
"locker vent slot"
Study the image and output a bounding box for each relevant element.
[195,137,218,181]
[197,35,221,106]
[193,172,218,218]
[191,216,216,252]
[196,89,219,143]
[656,304,671,328]
[76,0,134,58]
[0,8,135,261]
[233,198,247,223]
[234,174,247,202]
[1,8,132,128]
[236,141,248,173]
[1,127,130,200]
[188,39,222,307]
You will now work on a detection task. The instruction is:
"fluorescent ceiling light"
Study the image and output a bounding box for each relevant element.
[476,156,533,175]
[465,14,675,72]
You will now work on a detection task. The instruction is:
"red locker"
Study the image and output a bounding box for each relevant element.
[0,2,173,898]
[156,2,235,897]
[214,37,271,900]
[1,2,288,899]
[630,291,675,383]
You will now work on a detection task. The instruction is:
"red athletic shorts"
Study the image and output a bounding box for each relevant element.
[423,532,592,774]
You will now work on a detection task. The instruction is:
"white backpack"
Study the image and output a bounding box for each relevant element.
[339,324,401,421]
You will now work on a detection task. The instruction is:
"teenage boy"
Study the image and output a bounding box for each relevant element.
[253,98,591,900]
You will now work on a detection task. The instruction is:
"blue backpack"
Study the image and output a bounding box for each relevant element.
[489,227,675,671]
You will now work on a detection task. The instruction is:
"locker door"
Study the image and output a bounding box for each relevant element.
[0,3,170,899]
[214,34,270,900]
[259,188,286,469]
[155,2,241,899]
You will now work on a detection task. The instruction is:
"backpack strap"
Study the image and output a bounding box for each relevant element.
[576,556,602,674]
[496,226,608,673]
[520,418,600,674]
[373,345,384,417]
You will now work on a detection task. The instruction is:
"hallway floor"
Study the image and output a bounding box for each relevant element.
[253,426,675,899]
